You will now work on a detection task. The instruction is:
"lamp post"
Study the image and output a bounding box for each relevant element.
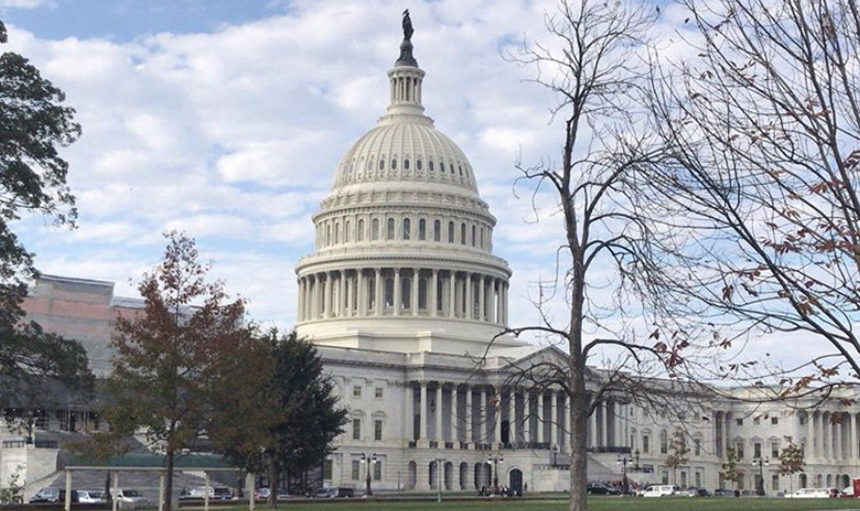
[752,458,769,496]
[360,453,377,496]
[617,454,632,495]
[552,444,559,466]
[634,449,640,471]
[488,454,504,494]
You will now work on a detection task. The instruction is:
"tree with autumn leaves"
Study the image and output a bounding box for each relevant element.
[97,232,346,510]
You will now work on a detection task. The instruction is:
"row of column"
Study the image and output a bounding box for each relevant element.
[297,268,508,325]
[404,381,625,450]
[715,410,859,461]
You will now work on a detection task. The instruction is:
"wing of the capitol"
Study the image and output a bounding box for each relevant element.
[8,16,860,500]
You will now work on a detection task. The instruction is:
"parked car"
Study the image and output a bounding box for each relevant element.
[254,488,292,501]
[713,488,735,497]
[677,488,710,497]
[77,490,106,504]
[311,487,354,498]
[180,486,235,501]
[586,483,620,495]
[784,488,831,498]
[110,489,149,509]
[641,485,678,497]
[29,488,78,504]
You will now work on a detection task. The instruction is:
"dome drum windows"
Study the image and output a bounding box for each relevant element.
[402,218,411,240]
[386,218,396,240]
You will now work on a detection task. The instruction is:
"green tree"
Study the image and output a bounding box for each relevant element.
[720,447,743,490]
[211,330,347,506]
[665,429,689,485]
[0,20,89,405]
[102,231,251,511]
[778,436,805,494]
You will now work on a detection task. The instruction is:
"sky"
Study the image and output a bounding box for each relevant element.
[0,0,827,376]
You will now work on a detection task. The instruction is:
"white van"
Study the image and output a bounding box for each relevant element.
[641,485,678,497]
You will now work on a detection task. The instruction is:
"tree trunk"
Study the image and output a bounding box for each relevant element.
[267,453,279,509]
[165,450,175,511]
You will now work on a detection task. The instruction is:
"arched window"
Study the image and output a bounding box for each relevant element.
[387,218,395,240]
[326,224,331,246]
[345,220,351,242]
[391,158,398,170]
[403,218,411,240]
[418,278,427,310]
[434,220,441,241]
[384,277,394,308]
[440,162,445,173]
[417,159,423,171]
[418,219,426,240]
[429,159,435,172]
[480,227,484,248]
[357,219,365,241]
[660,430,668,454]
[402,277,411,309]
[460,223,466,244]
[448,221,455,243]
[471,225,476,246]
[371,218,380,241]
[404,158,410,170]
[379,159,385,171]
[334,222,340,244]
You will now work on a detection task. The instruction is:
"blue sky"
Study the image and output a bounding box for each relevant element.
[1,0,817,374]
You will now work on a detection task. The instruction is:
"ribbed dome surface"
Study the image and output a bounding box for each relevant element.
[332,118,478,193]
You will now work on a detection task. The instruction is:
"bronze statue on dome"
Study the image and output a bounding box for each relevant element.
[402,10,414,41]
[396,9,418,67]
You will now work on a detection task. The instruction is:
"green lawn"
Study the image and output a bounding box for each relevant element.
[180,497,860,511]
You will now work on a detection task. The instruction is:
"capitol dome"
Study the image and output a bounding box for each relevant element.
[295,27,520,355]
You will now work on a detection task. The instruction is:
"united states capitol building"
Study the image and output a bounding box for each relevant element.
[7,18,860,499]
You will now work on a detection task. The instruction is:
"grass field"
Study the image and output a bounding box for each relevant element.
[181,497,860,511]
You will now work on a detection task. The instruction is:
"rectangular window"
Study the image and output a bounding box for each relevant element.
[351,460,360,481]
[661,471,669,485]
[799,416,807,425]
[754,442,762,459]
[772,474,779,491]
[374,419,383,441]
[736,418,744,426]
[660,434,668,455]
[771,417,779,425]
[736,442,745,459]
[753,417,760,425]
[323,460,333,480]
[694,439,701,456]
[771,442,779,459]
[642,435,650,454]
[352,419,361,440]
[353,386,362,398]
[373,461,382,481]
[375,387,384,399]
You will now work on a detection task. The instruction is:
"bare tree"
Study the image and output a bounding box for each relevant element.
[645,0,860,390]
[500,0,710,509]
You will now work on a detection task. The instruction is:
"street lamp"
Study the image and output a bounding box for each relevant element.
[552,444,559,466]
[488,454,504,494]
[617,454,632,495]
[360,453,378,496]
[752,458,769,496]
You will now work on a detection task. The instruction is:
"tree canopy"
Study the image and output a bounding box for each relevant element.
[0,20,89,404]
[100,231,251,511]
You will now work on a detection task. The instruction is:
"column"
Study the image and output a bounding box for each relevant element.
[601,402,608,448]
[339,271,347,317]
[431,269,439,317]
[806,412,814,459]
[589,399,597,448]
[393,268,401,315]
[836,415,843,460]
[465,273,473,319]
[480,388,487,444]
[405,382,414,442]
[508,389,516,446]
[420,382,428,443]
[296,278,304,322]
[494,387,502,446]
[323,272,331,318]
[523,390,531,445]
[346,271,354,316]
[436,384,443,443]
[357,270,366,316]
[478,275,485,322]
[550,391,558,447]
[411,268,420,316]
[449,271,457,318]
[465,385,473,444]
[502,282,508,324]
[536,391,545,444]
[451,385,458,443]
[494,280,501,323]
[850,414,856,460]
[563,396,570,450]
[374,268,382,316]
